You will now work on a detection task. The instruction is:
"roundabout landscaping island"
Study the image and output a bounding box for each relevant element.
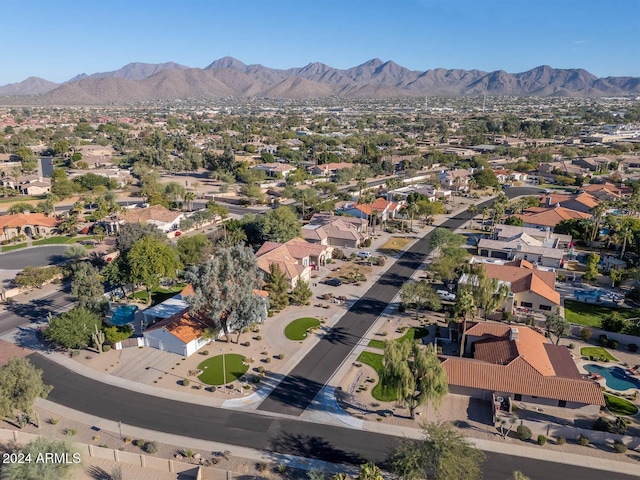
[197,354,249,386]
[284,317,321,341]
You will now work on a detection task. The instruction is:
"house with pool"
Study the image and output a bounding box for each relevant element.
[442,323,605,418]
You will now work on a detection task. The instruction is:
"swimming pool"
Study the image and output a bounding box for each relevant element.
[109,305,138,326]
[585,364,640,391]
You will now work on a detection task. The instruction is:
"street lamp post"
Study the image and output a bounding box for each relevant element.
[221,348,227,385]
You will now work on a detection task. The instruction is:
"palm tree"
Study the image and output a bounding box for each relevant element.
[455,288,477,356]
[467,204,477,228]
[590,203,608,243]
[481,207,490,231]
[184,191,196,212]
[616,227,634,259]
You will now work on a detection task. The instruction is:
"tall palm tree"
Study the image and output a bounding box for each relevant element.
[455,288,477,357]
[590,202,608,243]
[467,204,478,228]
[184,191,196,212]
[481,207,490,231]
[617,227,634,260]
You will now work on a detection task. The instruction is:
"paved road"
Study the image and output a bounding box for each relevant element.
[0,245,68,270]
[0,284,74,336]
[28,353,637,480]
[258,187,540,416]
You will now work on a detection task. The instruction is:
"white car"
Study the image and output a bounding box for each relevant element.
[437,290,456,301]
[357,251,372,259]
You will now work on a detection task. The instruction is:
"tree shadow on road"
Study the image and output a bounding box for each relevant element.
[268,431,366,465]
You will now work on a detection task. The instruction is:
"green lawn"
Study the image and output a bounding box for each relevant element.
[368,326,429,349]
[197,354,249,386]
[356,351,397,402]
[133,285,186,305]
[604,393,639,416]
[32,236,91,246]
[580,346,619,362]
[1,243,27,253]
[284,317,321,341]
[564,300,640,328]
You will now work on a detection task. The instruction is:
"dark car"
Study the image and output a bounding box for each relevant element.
[325,277,343,286]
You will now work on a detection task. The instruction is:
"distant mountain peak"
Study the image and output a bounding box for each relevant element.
[206,56,247,70]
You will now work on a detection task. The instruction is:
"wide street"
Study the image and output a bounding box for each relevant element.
[258,187,539,415]
[0,245,68,270]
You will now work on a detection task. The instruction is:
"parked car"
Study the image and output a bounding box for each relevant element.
[436,290,456,301]
[357,251,372,259]
[326,277,343,287]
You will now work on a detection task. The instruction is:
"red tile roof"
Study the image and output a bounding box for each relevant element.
[481,263,560,305]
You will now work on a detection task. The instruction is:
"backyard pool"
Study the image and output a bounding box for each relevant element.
[574,288,623,304]
[585,364,640,391]
[109,305,138,326]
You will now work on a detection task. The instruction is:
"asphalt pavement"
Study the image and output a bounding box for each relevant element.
[258,187,540,416]
[0,245,68,270]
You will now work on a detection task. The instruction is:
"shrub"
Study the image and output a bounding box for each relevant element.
[363,238,372,247]
[613,441,628,453]
[49,417,60,425]
[580,327,593,341]
[182,379,190,387]
[517,425,532,441]
[599,335,609,347]
[65,428,77,436]
[200,350,209,355]
[332,248,345,260]
[537,435,547,446]
[609,339,619,350]
[124,437,132,444]
[276,353,285,360]
[255,335,262,341]
[267,310,274,317]
[555,436,566,445]
[568,343,575,349]
[103,345,111,352]
[265,357,271,363]
[144,441,159,454]
[628,343,638,353]
[257,366,265,373]
[376,256,386,266]
[578,434,590,446]
[242,341,251,347]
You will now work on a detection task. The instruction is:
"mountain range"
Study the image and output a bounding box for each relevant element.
[1,57,638,104]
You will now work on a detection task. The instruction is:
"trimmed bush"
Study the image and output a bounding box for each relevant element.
[568,343,575,350]
[257,366,265,373]
[578,434,590,446]
[103,345,111,352]
[613,441,628,453]
[144,441,159,454]
[267,311,274,317]
[517,425,532,441]
[555,436,566,445]
[276,353,285,360]
[580,327,593,341]
[254,335,262,341]
[182,378,190,387]
[200,350,209,355]
[609,339,619,350]
[537,435,547,446]
[599,335,609,347]
[265,357,272,363]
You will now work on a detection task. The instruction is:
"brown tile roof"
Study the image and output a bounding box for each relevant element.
[481,263,560,305]
[145,310,215,344]
[256,238,328,282]
[118,204,181,224]
[0,213,61,229]
[516,206,591,228]
[442,356,604,405]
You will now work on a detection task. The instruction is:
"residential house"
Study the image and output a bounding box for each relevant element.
[538,192,600,214]
[386,184,452,203]
[143,310,215,357]
[302,214,368,248]
[308,162,354,177]
[492,224,572,249]
[107,205,185,234]
[18,178,51,196]
[579,182,632,201]
[515,206,591,230]
[256,238,331,289]
[442,323,604,416]
[536,161,589,183]
[438,169,472,192]
[0,213,61,239]
[337,198,403,223]
[477,231,567,268]
[252,163,296,178]
[458,259,560,314]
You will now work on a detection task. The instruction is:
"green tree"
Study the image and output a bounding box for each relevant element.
[400,280,442,320]
[429,228,465,252]
[504,216,524,226]
[388,422,485,480]
[470,265,511,321]
[44,307,102,350]
[71,262,106,313]
[258,206,301,243]
[103,325,133,344]
[14,266,61,289]
[544,313,570,345]
[380,342,448,419]
[183,191,196,212]
[265,263,289,311]
[64,244,88,263]
[454,288,477,357]
[473,169,499,188]
[177,233,211,265]
[609,268,624,288]
[583,253,600,282]
[0,436,80,480]
[358,462,384,480]
[291,279,312,306]
[0,358,52,423]
[128,236,182,304]
[185,245,269,343]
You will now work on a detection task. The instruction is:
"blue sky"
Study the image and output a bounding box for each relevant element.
[2,0,639,85]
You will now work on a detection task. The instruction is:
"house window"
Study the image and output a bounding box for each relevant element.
[520,302,533,308]
[539,305,552,311]
[514,394,522,401]
[558,400,567,408]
